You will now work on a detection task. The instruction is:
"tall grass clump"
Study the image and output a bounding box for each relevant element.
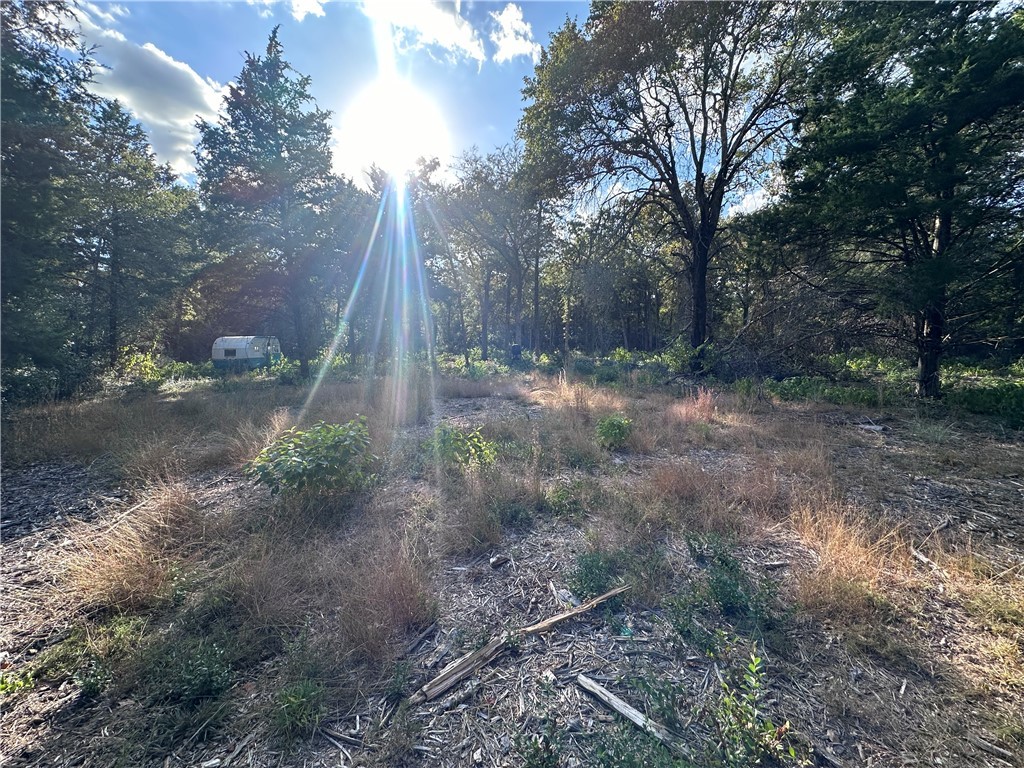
[789,492,910,624]
[64,480,206,612]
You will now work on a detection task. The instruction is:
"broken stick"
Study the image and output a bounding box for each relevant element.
[407,584,630,706]
[576,674,688,757]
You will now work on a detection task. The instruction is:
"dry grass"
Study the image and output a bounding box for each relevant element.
[64,479,208,612]
[789,491,912,622]
[622,388,722,454]
[433,465,545,555]
[336,532,436,660]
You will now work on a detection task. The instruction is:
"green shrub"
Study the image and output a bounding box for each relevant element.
[666,537,776,656]
[573,357,597,376]
[161,360,216,381]
[703,652,800,767]
[594,724,686,768]
[0,670,34,696]
[659,339,718,375]
[517,718,561,768]
[146,639,232,706]
[596,414,633,450]
[426,424,497,468]
[945,381,1024,428]
[545,482,587,519]
[272,357,306,386]
[245,418,377,497]
[764,376,884,407]
[569,551,621,602]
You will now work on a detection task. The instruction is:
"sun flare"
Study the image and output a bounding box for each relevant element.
[337,76,450,182]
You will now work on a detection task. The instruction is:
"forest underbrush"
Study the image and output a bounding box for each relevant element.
[2,369,1022,767]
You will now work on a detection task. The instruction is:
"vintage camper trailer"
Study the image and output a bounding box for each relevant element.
[211,336,282,371]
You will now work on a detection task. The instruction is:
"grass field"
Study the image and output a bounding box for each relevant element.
[2,368,1022,767]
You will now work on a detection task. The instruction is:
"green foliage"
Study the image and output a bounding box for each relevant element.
[569,551,622,605]
[601,654,803,768]
[703,653,800,768]
[489,494,535,530]
[596,414,633,450]
[245,418,376,497]
[594,724,687,768]
[273,679,326,739]
[384,660,413,705]
[764,376,882,407]
[426,424,497,468]
[667,537,775,656]
[165,640,232,704]
[0,670,34,696]
[517,718,561,768]
[778,3,1024,397]
[544,481,587,519]
[271,357,306,386]
[660,340,719,376]
[573,357,597,376]
[944,381,1024,429]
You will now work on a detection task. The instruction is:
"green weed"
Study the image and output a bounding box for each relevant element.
[597,414,633,450]
[273,679,326,740]
[570,551,621,602]
[426,424,497,468]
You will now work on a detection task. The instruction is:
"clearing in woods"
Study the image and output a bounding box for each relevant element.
[1,372,1022,767]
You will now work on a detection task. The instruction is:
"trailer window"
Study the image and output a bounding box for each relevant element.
[224,349,236,358]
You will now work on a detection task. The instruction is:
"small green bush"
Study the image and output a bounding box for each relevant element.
[272,357,306,386]
[704,652,800,767]
[427,424,497,468]
[544,482,587,519]
[596,414,633,450]
[573,357,597,376]
[569,551,621,603]
[667,536,776,655]
[764,376,883,407]
[147,640,232,706]
[245,418,376,497]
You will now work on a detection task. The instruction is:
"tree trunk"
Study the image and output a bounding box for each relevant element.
[481,269,492,361]
[514,273,524,347]
[107,235,121,369]
[689,245,709,349]
[533,202,542,359]
[915,302,944,398]
[916,211,952,398]
[292,297,309,379]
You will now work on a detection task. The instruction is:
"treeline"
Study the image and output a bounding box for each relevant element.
[3,1,1022,404]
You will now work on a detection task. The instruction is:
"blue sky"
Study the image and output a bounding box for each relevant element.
[72,0,585,186]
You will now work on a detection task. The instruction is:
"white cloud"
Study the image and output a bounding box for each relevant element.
[726,188,768,218]
[360,0,485,64]
[245,0,276,19]
[80,2,127,27]
[246,0,326,22]
[74,6,226,177]
[489,3,539,64]
[289,0,326,22]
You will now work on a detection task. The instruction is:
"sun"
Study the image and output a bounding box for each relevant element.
[336,76,451,182]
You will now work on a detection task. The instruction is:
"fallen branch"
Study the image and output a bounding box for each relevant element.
[964,732,1016,762]
[407,585,630,706]
[576,674,688,757]
[519,584,630,636]
[910,546,947,577]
